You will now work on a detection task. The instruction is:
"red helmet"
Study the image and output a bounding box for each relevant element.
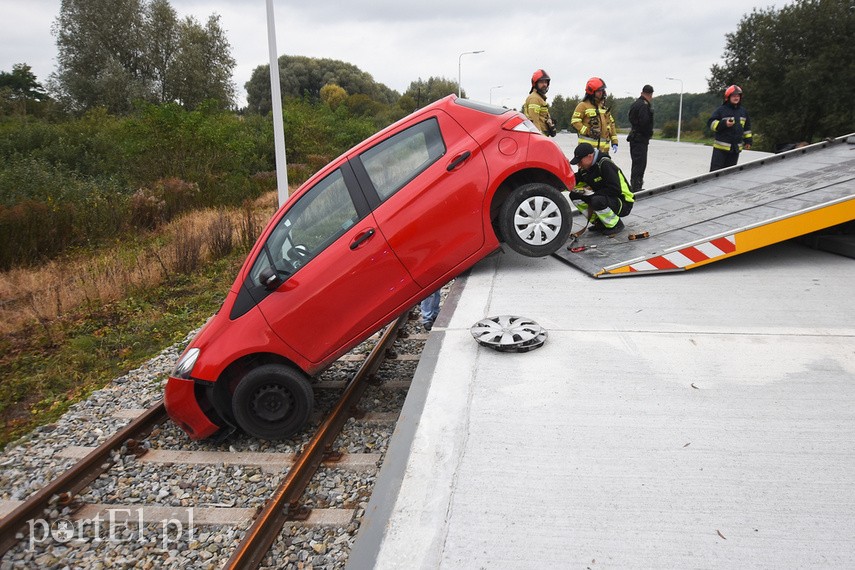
[531,69,551,87]
[725,85,743,99]
[585,77,606,96]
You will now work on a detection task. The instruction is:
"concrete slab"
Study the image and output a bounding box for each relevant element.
[349,241,855,569]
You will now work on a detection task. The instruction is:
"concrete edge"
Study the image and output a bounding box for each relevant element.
[344,262,478,569]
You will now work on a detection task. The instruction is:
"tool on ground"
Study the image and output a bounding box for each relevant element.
[628,231,650,240]
[568,244,597,252]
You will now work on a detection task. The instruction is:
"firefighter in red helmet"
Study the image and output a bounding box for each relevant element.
[571,77,618,155]
[707,84,753,171]
[523,69,557,136]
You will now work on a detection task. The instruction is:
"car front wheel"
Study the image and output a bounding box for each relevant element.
[232,364,314,440]
[499,183,571,257]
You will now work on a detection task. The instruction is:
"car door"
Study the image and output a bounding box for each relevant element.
[245,163,421,366]
[352,110,490,288]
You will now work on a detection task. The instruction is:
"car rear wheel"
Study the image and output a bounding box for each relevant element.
[499,183,571,257]
[232,364,314,440]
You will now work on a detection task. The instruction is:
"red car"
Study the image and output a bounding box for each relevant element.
[165,95,575,441]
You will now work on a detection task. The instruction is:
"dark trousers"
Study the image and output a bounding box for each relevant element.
[710,148,740,172]
[629,140,649,191]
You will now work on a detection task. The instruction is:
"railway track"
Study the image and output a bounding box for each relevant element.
[0,308,431,568]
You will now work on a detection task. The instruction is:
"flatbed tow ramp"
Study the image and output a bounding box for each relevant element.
[554,133,855,277]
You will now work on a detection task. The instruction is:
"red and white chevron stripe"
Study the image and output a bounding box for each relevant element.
[627,235,737,273]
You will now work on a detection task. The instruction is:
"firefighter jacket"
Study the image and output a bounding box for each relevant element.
[574,152,635,206]
[627,96,654,142]
[571,99,618,153]
[708,102,752,153]
[523,91,552,135]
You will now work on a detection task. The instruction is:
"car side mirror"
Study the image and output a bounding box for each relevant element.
[259,267,283,291]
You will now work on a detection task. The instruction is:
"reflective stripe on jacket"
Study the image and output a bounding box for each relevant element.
[523,91,551,135]
[571,100,618,152]
[708,103,752,152]
[575,153,635,204]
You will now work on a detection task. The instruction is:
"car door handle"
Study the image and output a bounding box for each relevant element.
[446,150,472,171]
[350,228,376,250]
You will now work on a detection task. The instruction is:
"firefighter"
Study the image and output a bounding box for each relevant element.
[523,69,557,136]
[568,142,634,236]
[708,84,753,171]
[571,77,618,155]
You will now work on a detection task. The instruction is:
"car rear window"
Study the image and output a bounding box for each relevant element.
[358,118,445,202]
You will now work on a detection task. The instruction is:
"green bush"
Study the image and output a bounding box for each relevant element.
[0,97,387,268]
[0,156,128,269]
[661,121,678,139]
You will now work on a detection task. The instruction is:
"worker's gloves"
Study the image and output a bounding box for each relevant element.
[568,189,592,201]
[545,119,557,137]
[611,144,618,154]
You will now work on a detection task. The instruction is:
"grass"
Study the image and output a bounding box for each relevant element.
[0,253,244,449]
[0,195,278,450]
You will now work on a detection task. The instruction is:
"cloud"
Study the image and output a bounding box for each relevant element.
[1,0,793,108]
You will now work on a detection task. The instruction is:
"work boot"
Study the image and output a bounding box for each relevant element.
[589,219,605,232]
[600,219,625,236]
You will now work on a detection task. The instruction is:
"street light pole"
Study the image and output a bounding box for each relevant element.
[458,50,484,98]
[666,76,683,143]
[489,85,503,104]
[266,0,289,207]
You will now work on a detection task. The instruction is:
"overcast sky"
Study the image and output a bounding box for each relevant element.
[2,0,793,108]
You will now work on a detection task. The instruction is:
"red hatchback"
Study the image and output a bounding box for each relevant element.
[165,95,575,441]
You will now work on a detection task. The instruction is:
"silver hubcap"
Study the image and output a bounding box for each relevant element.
[470,315,548,352]
[513,196,562,245]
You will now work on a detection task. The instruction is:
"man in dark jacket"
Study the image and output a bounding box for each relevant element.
[708,85,752,171]
[627,84,654,192]
[568,143,635,236]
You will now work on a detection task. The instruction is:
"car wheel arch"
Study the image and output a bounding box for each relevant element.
[489,170,571,251]
[212,352,309,425]
[231,362,314,440]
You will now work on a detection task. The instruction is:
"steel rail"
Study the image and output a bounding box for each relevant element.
[0,401,167,555]
[223,312,411,569]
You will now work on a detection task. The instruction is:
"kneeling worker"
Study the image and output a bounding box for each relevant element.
[568,142,635,236]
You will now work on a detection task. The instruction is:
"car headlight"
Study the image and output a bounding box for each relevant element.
[172,347,200,379]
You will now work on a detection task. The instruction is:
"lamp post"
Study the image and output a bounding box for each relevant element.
[666,76,683,143]
[457,50,484,98]
[489,85,503,104]
[265,0,288,207]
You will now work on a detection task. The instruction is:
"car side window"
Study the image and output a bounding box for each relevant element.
[358,118,446,202]
[250,168,359,285]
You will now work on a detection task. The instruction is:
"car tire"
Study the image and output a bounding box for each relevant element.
[499,183,572,257]
[232,364,314,440]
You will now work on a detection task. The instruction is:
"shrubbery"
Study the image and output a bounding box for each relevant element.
[0,98,382,270]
